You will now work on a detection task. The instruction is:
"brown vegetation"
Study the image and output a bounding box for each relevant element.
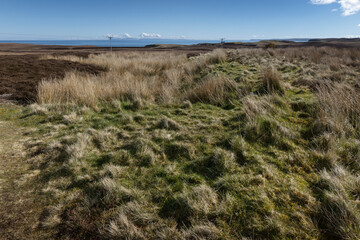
[260,66,284,94]
[38,49,230,107]
[3,45,360,239]
[0,55,104,104]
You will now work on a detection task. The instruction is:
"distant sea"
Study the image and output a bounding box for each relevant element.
[0,39,309,47]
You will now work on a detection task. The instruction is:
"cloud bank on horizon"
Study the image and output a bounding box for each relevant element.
[106,33,163,39]
[311,0,360,16]
[139,33,162,39]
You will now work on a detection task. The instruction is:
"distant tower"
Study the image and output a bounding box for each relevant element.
[107,34,114,52]
[221,38,225,48]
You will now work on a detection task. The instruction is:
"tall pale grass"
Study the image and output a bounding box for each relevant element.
[315,82,360,137]
[260,66,284,94]
[186,75,239,104]
[39,49,229,107]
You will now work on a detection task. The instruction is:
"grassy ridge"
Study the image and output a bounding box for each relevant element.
[6,47,360,239]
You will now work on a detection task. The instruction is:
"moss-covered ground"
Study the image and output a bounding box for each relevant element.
[1,48,360,239]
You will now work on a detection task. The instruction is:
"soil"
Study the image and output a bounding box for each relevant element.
[0,55,105,104]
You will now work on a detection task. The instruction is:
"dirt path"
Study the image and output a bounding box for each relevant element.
[0,120,48,239]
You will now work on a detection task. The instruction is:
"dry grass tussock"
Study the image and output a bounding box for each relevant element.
[308,82,360,240]
[39,49,229,108]
[186,74,239,104]
[315,82,360,137]
[242,94,284,122]
[230,46,360,68]
[260,66,284,94]
[299,50,360,239]
[20,46,360,239]
[317,166,360,239]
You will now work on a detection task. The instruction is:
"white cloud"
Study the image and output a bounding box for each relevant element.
[123,33,132,38]
[339,0,360,15]
[311,0,360,15]
[311,0,337,4]
[358,23,360,27]
[106,34,119,38]
[331,8,338,11]
[139,33,162,39]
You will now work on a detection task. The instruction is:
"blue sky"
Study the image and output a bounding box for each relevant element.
[0,0,360,40]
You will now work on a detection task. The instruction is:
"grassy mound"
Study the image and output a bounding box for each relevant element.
[4,47,360,239]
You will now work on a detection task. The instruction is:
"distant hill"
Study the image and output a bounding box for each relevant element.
[309,38,360,42]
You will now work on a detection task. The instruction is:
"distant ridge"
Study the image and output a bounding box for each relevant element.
[309,38,360,42]
[250,38,310,42]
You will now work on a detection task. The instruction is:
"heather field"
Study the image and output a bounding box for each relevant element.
[1,47,360,239]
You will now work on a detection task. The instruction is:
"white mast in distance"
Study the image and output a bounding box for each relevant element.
[107,34,114,52]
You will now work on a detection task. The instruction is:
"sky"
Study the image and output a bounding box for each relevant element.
[0,0,360,40]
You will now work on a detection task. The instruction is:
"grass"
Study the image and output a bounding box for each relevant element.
[260,66,284,95]
[39,49,229,108]
[2,46,360,239]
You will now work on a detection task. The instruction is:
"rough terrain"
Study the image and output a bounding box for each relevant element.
[1,42,360,239]
[0,107,48,239]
